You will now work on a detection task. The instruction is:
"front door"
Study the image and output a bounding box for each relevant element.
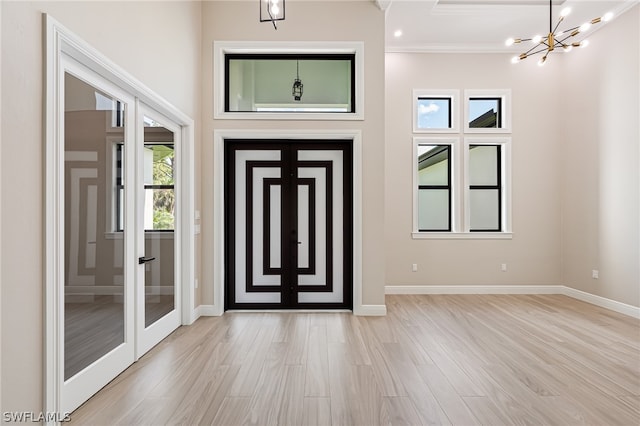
[224,140,353,309]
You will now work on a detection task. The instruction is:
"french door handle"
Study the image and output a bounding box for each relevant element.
[138,256,156,265]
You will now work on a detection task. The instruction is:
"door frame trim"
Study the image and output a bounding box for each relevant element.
[213,130,363,315]
[44,14,196,418]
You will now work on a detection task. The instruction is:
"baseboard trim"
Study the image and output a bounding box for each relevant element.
[195,304,223,317]
[562,286,640,319]
[354,304,387,316]
[195,304,386,317]
[385,285,564,295]
[385,285,640,318]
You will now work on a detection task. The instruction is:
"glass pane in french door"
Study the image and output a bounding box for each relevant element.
[142,118,176,327]
[64,72,126,379]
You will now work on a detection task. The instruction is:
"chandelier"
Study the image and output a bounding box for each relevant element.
[507,0,613,66]
[260,0,285,30]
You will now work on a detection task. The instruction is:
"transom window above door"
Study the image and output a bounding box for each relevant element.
[225,54,355,113]
[214,41,365,120]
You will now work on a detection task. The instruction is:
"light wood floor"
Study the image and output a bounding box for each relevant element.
[69,295,640,425]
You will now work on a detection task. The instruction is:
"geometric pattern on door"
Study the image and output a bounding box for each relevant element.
[225,140,352,309]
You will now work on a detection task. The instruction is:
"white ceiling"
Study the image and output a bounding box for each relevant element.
[380,0,638,53]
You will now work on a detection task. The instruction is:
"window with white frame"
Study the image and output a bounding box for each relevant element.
[412,89,512,239]
[414,138,456,232]
[465,138,511,233]
[214,41,365,121]
[464,89,511,133]
[413,89,459,133]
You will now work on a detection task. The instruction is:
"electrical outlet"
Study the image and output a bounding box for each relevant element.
[412,263,418,272]
[501,263,507,272]
[592,270,599,279]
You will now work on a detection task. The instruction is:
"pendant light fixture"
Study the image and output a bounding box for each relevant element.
[260,0,285,30]
[507,0,613,66]
[292,60,303,101]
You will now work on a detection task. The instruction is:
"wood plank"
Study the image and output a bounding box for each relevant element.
[301,397,332,426]
[304,324,330,397]
[380,396,423,426]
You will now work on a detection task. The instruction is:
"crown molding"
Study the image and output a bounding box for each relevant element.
[386,43,509,54]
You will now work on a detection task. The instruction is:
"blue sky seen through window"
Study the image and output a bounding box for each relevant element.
[417,98,450,129]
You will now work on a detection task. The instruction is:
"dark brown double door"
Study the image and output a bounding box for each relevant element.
[224,140,352,309]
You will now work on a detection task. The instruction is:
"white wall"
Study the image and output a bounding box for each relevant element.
[200,1,386,307]
[560,5,640,307]
[0,0,202,415]
[385,52,564,286]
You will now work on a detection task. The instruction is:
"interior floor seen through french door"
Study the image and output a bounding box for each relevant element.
[64,296,173,379]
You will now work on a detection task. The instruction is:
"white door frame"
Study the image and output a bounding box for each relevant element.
[45,14,195,418]
[213,129,364,315]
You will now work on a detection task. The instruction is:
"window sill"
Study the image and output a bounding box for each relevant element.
[412,232,513,240]
[214,111,364,121]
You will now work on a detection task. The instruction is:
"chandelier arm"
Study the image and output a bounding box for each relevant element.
[522,46,538,55]
[557,32,578,45]
[552,18,564,35]
[529,46,551,56]
[562,25,581,33]
[521,46,552,58]
[522,43,545,55]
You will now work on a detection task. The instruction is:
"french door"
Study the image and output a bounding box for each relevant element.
[135,105,182,356]
[224,140,353,309]
[60,62,181,412]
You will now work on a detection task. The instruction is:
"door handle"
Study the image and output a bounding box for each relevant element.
[138,256,156,265]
